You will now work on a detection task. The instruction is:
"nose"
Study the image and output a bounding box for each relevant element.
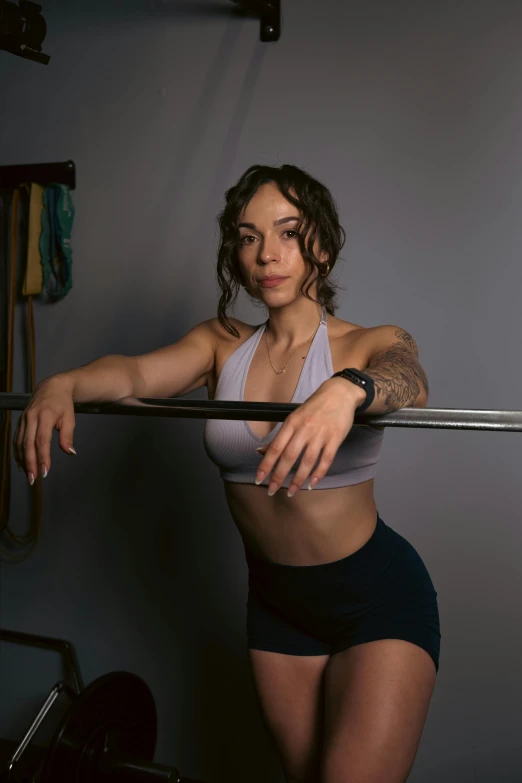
[258,233,281,264]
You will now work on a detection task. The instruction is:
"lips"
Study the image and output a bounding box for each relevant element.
[258,276,288,288]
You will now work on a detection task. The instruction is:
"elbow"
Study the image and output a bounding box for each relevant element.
[413,362,429,408]
[413,386,429,409]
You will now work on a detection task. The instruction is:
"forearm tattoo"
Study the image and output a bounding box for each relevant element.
[366,329,430,411]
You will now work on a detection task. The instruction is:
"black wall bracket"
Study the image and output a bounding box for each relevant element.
[230,0,281,42]
[0,160,76,190]
[0,0,50,64]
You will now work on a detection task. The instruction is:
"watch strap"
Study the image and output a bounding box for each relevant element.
[332,368,375,413]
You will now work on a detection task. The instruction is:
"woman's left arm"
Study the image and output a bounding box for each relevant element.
[351,324,430,412]
[255,325,429,496]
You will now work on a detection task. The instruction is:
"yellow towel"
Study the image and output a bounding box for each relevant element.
[22,183,44,296]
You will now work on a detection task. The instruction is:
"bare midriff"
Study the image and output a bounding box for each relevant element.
[208,311,381,567]
[224,478,378,566]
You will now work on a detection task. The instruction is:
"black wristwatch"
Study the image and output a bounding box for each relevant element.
[331,368,375,413]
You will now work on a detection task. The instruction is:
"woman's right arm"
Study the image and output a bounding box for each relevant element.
[13,319,219,483]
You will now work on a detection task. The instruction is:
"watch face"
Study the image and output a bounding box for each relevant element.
[344,369,369,388]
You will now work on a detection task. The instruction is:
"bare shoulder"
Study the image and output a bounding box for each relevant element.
[205,315,264,376]
[350,324,422,374]
[355,323,420,357]
[206,314,262,349]
[328,316,419,370]
[328,313,366,339]
[327,314,367,370]
[327,313,371,354]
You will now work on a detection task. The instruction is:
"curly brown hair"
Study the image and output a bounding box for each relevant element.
[216,164,346,338]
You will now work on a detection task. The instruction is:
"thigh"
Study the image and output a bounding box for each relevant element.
[246,587,332,781]
[322,638,437,783]
[248,648,330,783]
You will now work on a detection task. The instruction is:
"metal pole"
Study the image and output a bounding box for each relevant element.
[1,393,521,431]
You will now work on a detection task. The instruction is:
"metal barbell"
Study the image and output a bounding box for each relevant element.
[1,393,521,432]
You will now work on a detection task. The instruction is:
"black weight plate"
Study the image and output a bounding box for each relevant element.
[40,671,157,783]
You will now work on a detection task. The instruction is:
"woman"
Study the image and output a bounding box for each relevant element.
[14,164,440,783]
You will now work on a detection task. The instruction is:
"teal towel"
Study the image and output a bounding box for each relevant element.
[39,183,74,299]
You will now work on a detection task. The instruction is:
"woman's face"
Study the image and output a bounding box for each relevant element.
[236,182,327,304]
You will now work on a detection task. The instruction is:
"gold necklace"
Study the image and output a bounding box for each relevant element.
[264,315,322,375]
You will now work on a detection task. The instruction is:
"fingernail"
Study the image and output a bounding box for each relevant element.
[287,484,298,498]
[255,447,264,453]
[41,466,48,479]
[28,473,35,486]
[68,447,77,455]
[308,476,319,490]
[255,471,265,486]
[267,482,278,497]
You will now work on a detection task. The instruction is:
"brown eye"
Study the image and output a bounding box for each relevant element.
[240,235,256,245]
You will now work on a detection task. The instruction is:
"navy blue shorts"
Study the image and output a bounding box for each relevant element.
[245,514,441,674]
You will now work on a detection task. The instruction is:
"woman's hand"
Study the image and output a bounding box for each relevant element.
[13,377,77,485]
[255,378,365,497]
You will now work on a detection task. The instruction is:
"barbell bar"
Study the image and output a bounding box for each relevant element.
[1,392,521,431]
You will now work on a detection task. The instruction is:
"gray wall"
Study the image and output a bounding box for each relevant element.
[1,1,521,780]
